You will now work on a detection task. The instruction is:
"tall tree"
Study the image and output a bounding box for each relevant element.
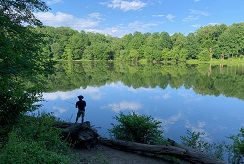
[186,33,199,60]
[196,24,227,59]
[68,31,89,60]
[218,23,244,58]
[0,0,53,126]
[159,31,172,49]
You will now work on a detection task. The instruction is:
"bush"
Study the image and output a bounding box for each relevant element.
[180,130,224,160]
[227,128,244,163]
[0,113,71,164]
[0,131,70,164]
[198,48,211,61]
[109,111,164,144]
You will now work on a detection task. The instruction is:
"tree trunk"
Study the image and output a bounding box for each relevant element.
[55,121,99,149]
[99,138,228,164]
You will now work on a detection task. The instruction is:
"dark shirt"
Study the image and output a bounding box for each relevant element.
[76,100,86,111]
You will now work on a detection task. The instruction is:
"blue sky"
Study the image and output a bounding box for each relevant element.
[36,0,244,37]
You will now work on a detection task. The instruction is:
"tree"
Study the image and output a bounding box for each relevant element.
[171,33,187,49]
[198,48,211,61]
[0,0,53,127]
[51,43,63,59]
[161,48,171,61]
[186,33,199,59]
[160,32,172,49]
[68,31,89,60]
[196,24,227,59]
[218,23,244,59]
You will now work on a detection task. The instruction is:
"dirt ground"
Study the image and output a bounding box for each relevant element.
[71,144,189,164]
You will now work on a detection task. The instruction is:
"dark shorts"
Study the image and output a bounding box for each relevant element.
[77,110,85,118]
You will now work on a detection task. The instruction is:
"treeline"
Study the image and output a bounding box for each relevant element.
[44,62,244,101]
[36,23,244,61]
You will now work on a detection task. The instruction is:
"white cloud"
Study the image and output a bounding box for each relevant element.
[190,9,209,16]
[104,101,142,112]
[43,91,72,100]
[157,0,164,4]
[128,20,158,30]
[90,20,160,37]
[183,9,209,25]
[35,12,100,30]
[178,91,203,103]
[192,24,202,28]
[160,113,182,131]
[105,0,147,11]
[47,0,62,5]
[152,14,164,17]
[42,86,103,101]
[162,92,171,100]
[208,22,219,26]
[166,14,175,22]
[182,15,198,22]
[35,11,160,37]
[53,105,67,114]
[88,13,104,20]
[178,91,195,99]
[185,120,212,142]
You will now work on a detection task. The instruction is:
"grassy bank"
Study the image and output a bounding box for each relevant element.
[186,59,244,65]
[0,113,73,164]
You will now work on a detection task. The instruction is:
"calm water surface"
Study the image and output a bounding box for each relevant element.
[39,62,244,144]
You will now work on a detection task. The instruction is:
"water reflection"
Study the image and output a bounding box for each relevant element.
[38,61,244,146]
[40,81,244,144]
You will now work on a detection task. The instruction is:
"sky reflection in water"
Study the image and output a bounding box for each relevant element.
[39,81,244,144]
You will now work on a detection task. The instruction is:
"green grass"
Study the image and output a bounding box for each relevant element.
[0,113,72,164]
[186,58,244,65]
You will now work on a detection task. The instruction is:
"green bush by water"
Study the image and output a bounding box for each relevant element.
[180,130,225,160]
[0,113,71,164]
[227,128,244,163]
[109,112,244,163]
[109,111,165,144]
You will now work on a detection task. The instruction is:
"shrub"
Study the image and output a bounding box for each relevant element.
[109,111,164,144]
[180,130,224,160]
[0,131,70,164]
[0,112,71,163]
[227,128,244,163]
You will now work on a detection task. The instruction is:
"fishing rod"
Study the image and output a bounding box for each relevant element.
[64,100,75,105]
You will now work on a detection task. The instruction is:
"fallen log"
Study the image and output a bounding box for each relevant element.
[55,121,99,149]
[99,138,228,164]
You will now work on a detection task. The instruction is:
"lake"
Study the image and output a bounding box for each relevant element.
[39,61,244,145]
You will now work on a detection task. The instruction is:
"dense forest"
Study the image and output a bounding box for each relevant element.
[44,62,244,101]
[35,22,244,62]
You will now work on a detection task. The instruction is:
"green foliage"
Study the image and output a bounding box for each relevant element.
[0,0,55,127]
[109,111,164,144]
[180,130,224,160]
[186,33,199,59]
[34,22,244,62]
[0,132,70,164]
[0,113,71,164]
[218,23,244,58]
[181,130,211,150]
[227,128,244,163]
[198,48,211,61]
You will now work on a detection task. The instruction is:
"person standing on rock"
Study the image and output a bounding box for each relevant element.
[75,95,86,124]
